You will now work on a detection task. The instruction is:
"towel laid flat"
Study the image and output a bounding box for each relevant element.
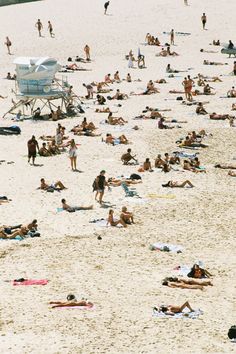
[150,243,183,253]
[153,308,203,319]
[13,279,48,286]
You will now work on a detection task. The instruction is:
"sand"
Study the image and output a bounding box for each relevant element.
[0,0,236,353]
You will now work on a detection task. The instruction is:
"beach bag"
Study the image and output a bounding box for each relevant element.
[130,173,141,180]
[228,326,236,339]
[92,179,97,191]
[176,96,183,101]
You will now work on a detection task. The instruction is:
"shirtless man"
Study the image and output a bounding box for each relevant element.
[39,143,52,157]
[104,1,110,15]
[120,206,134,224]
[28,135,39,165]
[155,154,165,168]
[48,21,54,37]
[121,148,137,165]
[35,19,43,37]
[40,178,66,191]
[61,199,93,212]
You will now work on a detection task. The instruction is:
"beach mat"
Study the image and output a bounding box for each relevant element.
[13,279,48,286]
[153,308,203,319]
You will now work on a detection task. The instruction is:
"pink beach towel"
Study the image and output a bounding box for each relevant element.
[13,279,48,286]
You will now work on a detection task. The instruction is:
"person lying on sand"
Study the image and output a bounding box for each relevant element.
[0,226,28,239]
[120,206,134,224]
[162,180,194,188]
[121,148,138,165]
[49,294,93,308]
[162,277,213,290]
[154,78,167,84]
[187,263,212,278]
[107,209,127,227]
[200,49,218,53]
[0,196,10,204]
[154,301,194,315]
[40,178,67,191]
[183,159,206,173]
[61,199,93,212]
[107,112,127,125]
[108,177,141,187]
[209,113,233,120]
[71,119,97,133]
[74,130,101,137]
[110,89,128,100]
[95,107,110,113]
[196,102,208,115]
[105,133,129,145]
[228,170,236,176]
[131,80,160,96]
[180,136,208,148]
[203,60,228,65]
[143,106,171,113]
[215,164,236,169]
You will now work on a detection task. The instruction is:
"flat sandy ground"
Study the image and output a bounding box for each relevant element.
[0,0,236,353]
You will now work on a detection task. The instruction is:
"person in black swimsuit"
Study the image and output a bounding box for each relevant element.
[94,170,108,204]
[104,1,110,14]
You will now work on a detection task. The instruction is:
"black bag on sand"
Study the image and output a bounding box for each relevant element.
[228,326,236,339]
[130,173,142,180]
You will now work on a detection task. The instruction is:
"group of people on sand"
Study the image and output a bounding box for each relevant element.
[0,220,39,239]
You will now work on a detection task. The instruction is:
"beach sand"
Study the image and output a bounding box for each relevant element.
[0,0,236,353]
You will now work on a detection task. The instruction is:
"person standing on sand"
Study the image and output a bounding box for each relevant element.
[104,1,110,15]
[27,135,39,165]
[94,170,108,204]
[84,45,90,61]
[5,37,12,55]
[48,21,54,37]
[170,29,174,45]
[201,13,207,29]
[35,19,43,37]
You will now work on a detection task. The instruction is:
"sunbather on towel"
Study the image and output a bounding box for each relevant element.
[0,226,28,239]
[108,177,141,186]
[162,180,194,188]
[154,301,194,315]
[40,178,67,191]
[107,209,127,227]
[61,199,93,212]
[49,294,93,308]
[187,264,212,278]
[162,277,213,290]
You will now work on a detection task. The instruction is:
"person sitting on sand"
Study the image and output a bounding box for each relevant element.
[47,140,61,155]
[166,46,179,56]
[49,294,93,308]
[162,180,194,188]
[155,154,165,168]
[162,163,172,173]
[162,277,213,290]
[228,170,236,176]
[164,153,180,165]
[121,148,138,165]
[107,112,127,125]
[158,117,170,129]
[61,198,93,212]
[96,94,106,105]
[212,40,220,46]
[143,158,153,171]
[154,301,194,316]
[39,142,52,157]
[187,264,212,279]
[104,73,114,84]
[105,133,128,145]
[114,71,121,82]
[227,86,236,98]
[120,206,134,224]
[203,84,214,95]
[40,178,66,191]
[126,73,132,82]
[231,103,236,110]
[196,102,208,115]
[107,209,127,227]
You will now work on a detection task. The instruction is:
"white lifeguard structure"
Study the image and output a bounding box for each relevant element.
[4,57,79,118]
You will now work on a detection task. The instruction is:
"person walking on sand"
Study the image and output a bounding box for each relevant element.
[27,135,39,165]
[35,19,43,37]
[48,21,54,37]
[201,13,207,29]
[5,37,12,55]
[104,1,110,15]
[170,29,174,45]
[84,45,90,61]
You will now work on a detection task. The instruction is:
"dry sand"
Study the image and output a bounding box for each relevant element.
[0,0,236,353]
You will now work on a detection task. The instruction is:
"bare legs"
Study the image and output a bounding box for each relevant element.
[70,157,77,171]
